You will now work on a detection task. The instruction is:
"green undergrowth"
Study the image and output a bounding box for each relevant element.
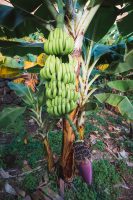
[0,110,132,198]
[93,140,105,151]
[1,130,44,168]
[64,160,121,200]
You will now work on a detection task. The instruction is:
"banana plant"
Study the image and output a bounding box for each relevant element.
[0,0,133,185]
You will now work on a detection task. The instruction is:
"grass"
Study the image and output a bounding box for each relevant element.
[93,140,105,151]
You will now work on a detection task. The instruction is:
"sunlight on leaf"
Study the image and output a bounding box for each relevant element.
[0,66,20,78]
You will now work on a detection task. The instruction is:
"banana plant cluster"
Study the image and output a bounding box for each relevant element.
[0,0,133,187]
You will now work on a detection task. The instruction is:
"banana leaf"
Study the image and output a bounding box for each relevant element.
[107,80,133,92]
[95,93,133,120]
[0,66,21,78]
[8,82,35,106]
[0,106,26,129]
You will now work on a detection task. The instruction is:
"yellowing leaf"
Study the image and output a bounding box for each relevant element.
[0,66,20,78]
[13,78,25,84]
[37,53,48,66]
[97,64,109,71]
[24,61,37,70]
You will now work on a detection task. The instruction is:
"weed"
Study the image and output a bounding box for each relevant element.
[116,160,133,176]
[22,174,39,192]
[93,140,105,151]
[48,130,63,155]
[124,139,133,152]
[1,131,44,168]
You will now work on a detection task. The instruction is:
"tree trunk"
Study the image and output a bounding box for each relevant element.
[43,137,54,172]
[60,109,77,181]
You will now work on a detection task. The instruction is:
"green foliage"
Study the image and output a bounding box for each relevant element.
[117,7,133,36]
[86,5,118,42]
[107,80,133,92]
[84,102,98,112]
[8,82,35,106]
[92,160,121,200]
[93,140,105,151]
[85,120,102,134]
[0,40,44,57]
[1,115,26,134]
[116,160,133,176]
[22,174,39,192]
[123,139,133,153]
[0,106,26,129]
[48,130,63,155]
[1,129,44,168]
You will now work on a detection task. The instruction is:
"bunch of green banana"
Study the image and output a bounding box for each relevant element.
[40,55,76,83]
[40,55,79,116]
[45,80,79,100]
[46,97,77,116]
[44,28,74,55]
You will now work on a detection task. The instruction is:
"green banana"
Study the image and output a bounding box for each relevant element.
[48,41,53,55]
[51,73,56,81]
[58,105,62,115]
[52,40,57,55]
[54,96,58,106]
[58,87,62,96]
[73,91,79,101]
[44,41,49,54]
[66,102,71,113]
[46,99,51,107]
[48,31,54,40]
[59,39,63,54]
[57,63,62,81]
[61,82,66,98]
[70,90,74,100]
[62,103,66,114]
[53,87,57,98]
[54,106,59,116]
[69,36,74,52]
[70,100,76,110]
[58,96,62,105]
[52,99,55,106]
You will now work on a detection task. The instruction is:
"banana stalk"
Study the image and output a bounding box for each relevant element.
[43,137,54,172]
[60,109,77,181]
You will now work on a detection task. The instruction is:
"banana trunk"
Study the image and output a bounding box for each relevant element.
[43,137,54,172]
[60,109,77,181]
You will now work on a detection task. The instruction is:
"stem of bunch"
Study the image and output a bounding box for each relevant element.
[56,13,65,28]
[65,114,79,141]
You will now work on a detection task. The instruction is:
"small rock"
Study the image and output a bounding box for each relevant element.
[4,182,17,195]
[29,119,35,124]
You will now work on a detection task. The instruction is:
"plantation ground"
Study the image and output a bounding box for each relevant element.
[0,107,133,200]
